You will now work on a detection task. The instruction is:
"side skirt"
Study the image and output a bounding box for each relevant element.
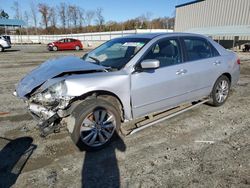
[120,98,209,135]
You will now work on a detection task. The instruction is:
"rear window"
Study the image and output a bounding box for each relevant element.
[183,37,218,61]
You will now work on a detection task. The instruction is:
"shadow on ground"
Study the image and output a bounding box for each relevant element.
[82,135,126,188]
[4,49,20,52]
[0,136,37,188]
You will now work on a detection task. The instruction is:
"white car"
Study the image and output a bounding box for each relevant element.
[0,35,11,52]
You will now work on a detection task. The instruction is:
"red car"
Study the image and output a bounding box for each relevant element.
[48,38,83,51]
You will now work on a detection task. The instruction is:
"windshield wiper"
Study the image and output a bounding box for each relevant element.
[88,56,101,65]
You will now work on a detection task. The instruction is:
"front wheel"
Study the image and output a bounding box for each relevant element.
[210,75,230,106]
[0,45,3,52]
[52,46,58,51]
[70,98,121,151]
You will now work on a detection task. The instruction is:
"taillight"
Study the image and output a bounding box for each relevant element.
[237,59,240,65]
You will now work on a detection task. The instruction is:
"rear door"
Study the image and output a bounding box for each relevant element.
[69,39,77,50]
[179,37,222,97]
[64,39,73,49]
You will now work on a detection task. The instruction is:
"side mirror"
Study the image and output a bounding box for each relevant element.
[140,59,160,69]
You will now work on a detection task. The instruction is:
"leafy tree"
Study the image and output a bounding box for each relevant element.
[0,10,9,19]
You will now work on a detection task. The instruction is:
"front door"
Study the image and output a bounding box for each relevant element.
[131,38,192,118]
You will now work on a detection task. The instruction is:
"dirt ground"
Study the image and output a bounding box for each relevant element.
[0,45,249,188]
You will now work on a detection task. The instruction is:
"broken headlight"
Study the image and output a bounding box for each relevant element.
[32,81,67,106]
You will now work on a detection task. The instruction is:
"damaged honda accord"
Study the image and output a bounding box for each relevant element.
[14,33,240,151]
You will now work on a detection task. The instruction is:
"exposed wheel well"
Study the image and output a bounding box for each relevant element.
[222,73,231,84]
[74,90,124,121]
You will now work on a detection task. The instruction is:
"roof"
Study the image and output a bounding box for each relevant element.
[124,32,209,39]
[125,33,167,39]
[186,25,250,36]
[0,19,25,27]
[176,0,205,8]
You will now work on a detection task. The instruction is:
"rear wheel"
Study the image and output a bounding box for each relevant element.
[75,45,80,51]
[210,75,230,106]
[70,98,121,151]
[52,46,58,51]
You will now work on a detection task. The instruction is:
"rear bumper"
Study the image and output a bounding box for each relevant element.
[231,65,240,87]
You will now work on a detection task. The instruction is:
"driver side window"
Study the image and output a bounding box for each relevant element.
[143,39,181,67]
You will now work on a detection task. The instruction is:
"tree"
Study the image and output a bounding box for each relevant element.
[68,5,78,28]
[30,0,38,33]
[85,10,95,26]
[95,8,104,31]
[49,7,57,27]
[23,11,29,26]
[23,11,30,35]
[77,7,85,28]
[0,10,9,19]
[12,1,22,19]
[58,3,67,31]
[38,3,50,29]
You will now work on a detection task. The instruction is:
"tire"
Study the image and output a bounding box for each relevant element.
[210,75,230,107]
[0,45,3,52]
[52,46,58,51]
[75,45,80,51]
[70,98,121,151]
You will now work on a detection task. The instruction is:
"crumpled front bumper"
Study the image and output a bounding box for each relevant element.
[27,101,80,136]
[28,103,62,136]
[28,103,56,120]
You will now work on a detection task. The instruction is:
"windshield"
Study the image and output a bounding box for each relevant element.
[83,37,150,70]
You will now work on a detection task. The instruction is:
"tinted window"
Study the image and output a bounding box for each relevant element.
[183,38,214,61]
[142,39,181,67]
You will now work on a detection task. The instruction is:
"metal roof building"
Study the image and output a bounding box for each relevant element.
[0,19,25,27]
[175,0,250,32]
[174,0,250,48]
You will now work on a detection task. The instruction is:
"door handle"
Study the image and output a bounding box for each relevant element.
[176,69,187,75]
[213,60,221,65]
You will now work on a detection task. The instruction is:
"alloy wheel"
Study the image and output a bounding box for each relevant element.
[80,108,116,147]
[215,80,229,103]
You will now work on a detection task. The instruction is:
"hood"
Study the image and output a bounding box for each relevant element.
[16,56,108,98]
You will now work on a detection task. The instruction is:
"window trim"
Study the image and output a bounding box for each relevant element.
[180,36,221,63]
[135,37,184,69]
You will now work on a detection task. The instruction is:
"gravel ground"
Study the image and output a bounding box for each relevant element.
[0,45,249,188]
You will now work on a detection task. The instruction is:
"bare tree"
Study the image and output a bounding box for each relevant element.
[49,7,57,27]
[58,3,67,31]
[23,11,29,26]
[38,3,50,29]
[30,0,38,33]
[23,11,29,35]
[137,15,146,29]
[77,7,85,28]
[68,5,78,28]
[85,10,95,26]
[95,8,104,31]
[12,1,22,19]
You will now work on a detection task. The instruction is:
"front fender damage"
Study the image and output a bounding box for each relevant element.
[29,99,81,137]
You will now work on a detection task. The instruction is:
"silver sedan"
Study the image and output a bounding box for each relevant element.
[15,33,240,151]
